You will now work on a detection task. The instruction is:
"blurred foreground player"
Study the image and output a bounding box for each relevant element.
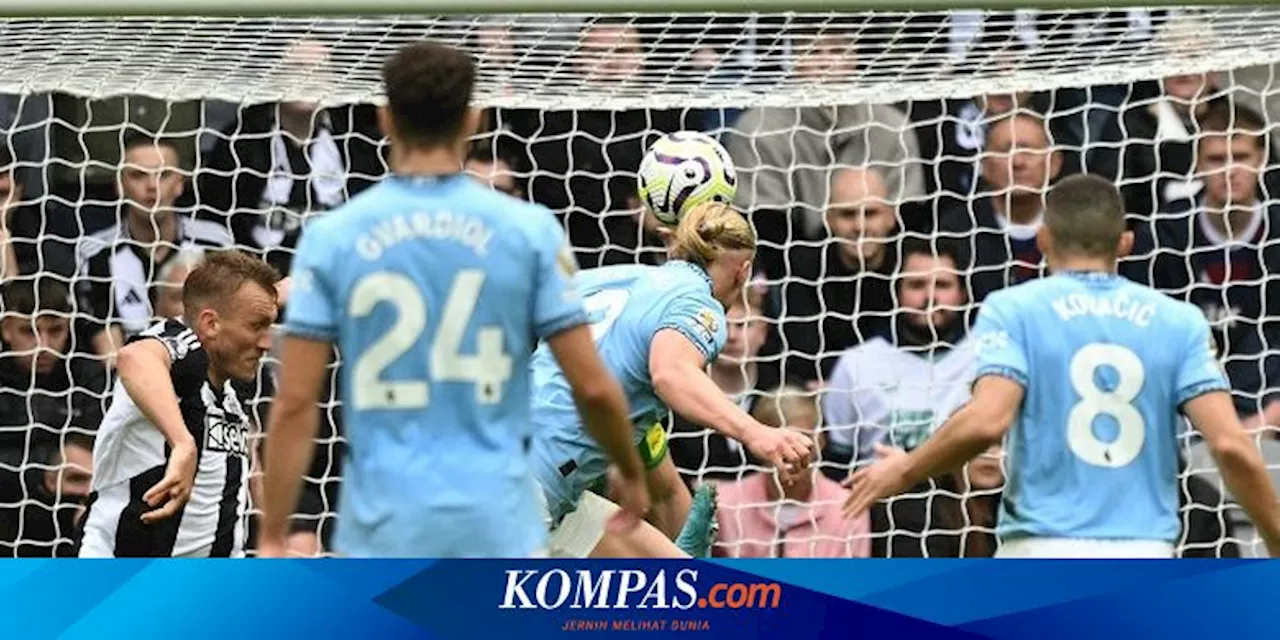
[79,251,280,557]
[530,202,813,558]
[258,41,645,558]
[844,173,1280,558]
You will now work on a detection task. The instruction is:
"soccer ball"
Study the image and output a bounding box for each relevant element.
[637,131,737,226]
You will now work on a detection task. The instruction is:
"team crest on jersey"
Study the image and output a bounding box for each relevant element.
[694,308,719,343]
[974,330,1010,355]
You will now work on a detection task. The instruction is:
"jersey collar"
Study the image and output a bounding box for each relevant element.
[1058,269,1119,282]
[667,259,714,291]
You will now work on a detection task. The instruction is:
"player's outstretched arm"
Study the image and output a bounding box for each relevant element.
[115,339,198,523]
[258,335,330,558]
[1185,390,1280,557]
[843,376,1023,518]
[547,324,650,528]
[649,329,812,473]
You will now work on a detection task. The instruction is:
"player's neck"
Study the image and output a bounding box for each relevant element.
[1049,255,1116,275]
[207,362,228,389]
[391,144,465,177]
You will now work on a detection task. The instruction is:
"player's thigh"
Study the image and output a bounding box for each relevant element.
[590,521,687,559]
[997,537,1174,558]
[547,491,618,558]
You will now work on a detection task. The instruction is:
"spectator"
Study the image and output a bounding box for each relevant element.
[936,111,1064,304]
[712,386,871,558]
[0,278,106,463]
[1104,14,1230,221]
[501,18,696,268]
[149,247,205,321]
[724,23,924,246]
[823,238,975,468]
[1108,73,1225,220]
[1122,101,1279,423]
[766,166,898,384]
[0,157,16,281]
[74,132,233,358]
[869,443,1003,558]
[197,39,385,276]
[464,146,523,199]
[0,431,93,557]
[0,144,80,280]
[906,26,1079,207]
[669,273,775,485]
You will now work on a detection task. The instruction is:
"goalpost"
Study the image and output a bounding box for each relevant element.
[0,5,1276,558]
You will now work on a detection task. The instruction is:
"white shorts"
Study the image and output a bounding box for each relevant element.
[536,488,619,559]
[996,537,1175,559]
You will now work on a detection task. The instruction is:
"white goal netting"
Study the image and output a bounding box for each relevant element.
[1,8,1278,559]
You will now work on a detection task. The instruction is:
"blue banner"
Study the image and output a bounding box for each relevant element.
[1,559,1269,639]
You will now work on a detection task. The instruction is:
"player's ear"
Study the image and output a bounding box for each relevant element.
[1035,225,1052,257]
[376,105,396,142]
[196,306,219,338]
[1117,230,1135,259]
[461,107,483,143]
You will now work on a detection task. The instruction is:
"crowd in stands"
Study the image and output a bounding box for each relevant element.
[0,11,1276,558]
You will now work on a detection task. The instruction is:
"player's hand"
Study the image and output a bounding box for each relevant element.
[141,439,198,524]
[255,537,289,559]
[744,425,813,485]
[841,448,913,519]
[606,465,651,535]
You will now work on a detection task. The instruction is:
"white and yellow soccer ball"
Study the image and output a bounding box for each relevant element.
[637,131,737,226]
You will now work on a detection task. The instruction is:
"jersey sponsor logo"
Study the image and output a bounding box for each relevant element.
[693,308,719,343]
[204,416,248,457]
[204,385,249,457]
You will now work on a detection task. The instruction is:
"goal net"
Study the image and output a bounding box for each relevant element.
[1,8,1277,559]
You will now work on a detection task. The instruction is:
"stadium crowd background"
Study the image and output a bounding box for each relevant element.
[0,9,1277,558]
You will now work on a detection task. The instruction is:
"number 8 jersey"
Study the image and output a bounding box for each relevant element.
[973,271,1229,544]
[528,261,728,523]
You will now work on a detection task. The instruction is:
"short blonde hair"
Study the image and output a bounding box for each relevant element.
[668,202,756,267]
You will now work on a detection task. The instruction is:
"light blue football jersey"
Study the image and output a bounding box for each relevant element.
[972,271,1229,543]
[528,260,727,521]
[284,173,586,557]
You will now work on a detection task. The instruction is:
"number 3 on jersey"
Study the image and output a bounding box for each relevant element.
[1067,343,1146,468]
[349,269,512,410]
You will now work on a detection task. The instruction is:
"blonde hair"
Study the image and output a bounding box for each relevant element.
[669,202,756,267]
[751,385,818,431]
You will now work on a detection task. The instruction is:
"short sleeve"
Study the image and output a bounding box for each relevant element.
[658,292,726,364]
[130,319,206,392]
[1175,312,1231,406]
[971,294,1030,388]
[282,224,339,341]
[531,216,588,340]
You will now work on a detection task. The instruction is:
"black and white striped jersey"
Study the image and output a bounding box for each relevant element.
[79,319,254,558]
